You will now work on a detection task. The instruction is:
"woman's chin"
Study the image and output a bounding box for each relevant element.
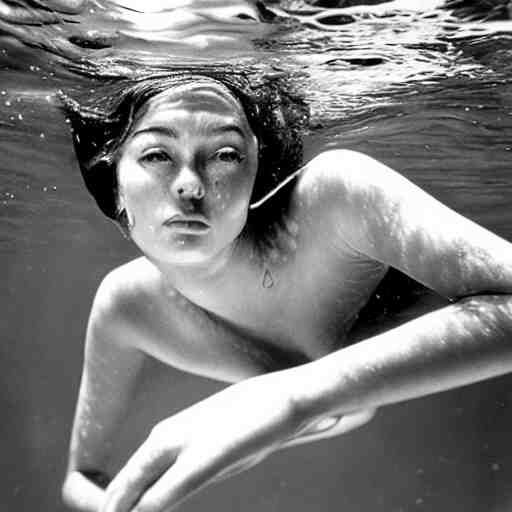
[136,230,241,270]
[154,241,230,269]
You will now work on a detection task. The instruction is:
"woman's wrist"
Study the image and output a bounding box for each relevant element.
[287,349,369,427]
[284,360,346,431]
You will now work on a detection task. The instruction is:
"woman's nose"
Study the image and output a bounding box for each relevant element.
[172,167,205,201]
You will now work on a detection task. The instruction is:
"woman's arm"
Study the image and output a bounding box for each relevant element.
[292,149,512,417]
[293,294,512,419]
[63,269,148,511]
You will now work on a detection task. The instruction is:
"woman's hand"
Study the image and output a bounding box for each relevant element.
[101,371,306,512]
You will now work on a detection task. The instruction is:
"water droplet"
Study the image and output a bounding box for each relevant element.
[40,133,45,139]
[5,100,11,106]
[0,91,5,95]
[262,269,274,288]
[17,113,23,121]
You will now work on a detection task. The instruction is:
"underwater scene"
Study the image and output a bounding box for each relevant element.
[2,1,512,510]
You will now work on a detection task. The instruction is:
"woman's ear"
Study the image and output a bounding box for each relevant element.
[116,209,132,240]
[115,189,135,239]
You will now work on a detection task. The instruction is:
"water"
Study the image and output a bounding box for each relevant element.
[2,1,512,510]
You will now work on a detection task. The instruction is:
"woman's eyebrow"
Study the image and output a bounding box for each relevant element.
[131,126,178,139]
[209,124,245,138]
[130,123,245,140]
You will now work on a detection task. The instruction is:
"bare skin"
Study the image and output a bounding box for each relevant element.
[63,83,512,512]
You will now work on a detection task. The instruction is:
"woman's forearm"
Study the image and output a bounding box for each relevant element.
[62,471,106,512]
[292,294,512,421]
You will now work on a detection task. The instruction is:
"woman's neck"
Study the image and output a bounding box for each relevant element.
[154,234,255,294]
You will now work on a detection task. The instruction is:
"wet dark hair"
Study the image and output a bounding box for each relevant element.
[60,71,309,247]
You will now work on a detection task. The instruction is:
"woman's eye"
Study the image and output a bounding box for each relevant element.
[140,150,172,165]
[213,148,244,164]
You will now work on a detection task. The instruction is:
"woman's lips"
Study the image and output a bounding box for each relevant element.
[163,216,211,235]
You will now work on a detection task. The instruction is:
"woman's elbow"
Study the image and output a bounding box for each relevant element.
[61,471,78,509]
[61,470,108,511]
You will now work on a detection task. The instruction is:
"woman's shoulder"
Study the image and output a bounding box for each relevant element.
[286,149,410,257]
[288,149,386,223]
[88,257,165,335]
[294,149,386,199]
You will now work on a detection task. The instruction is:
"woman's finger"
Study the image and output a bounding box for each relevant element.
[133,446,273,512]
[131,455,213,512]
[211,451,269,484]
[103,436,178,512]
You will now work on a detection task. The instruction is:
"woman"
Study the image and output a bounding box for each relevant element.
[61,72,512,512]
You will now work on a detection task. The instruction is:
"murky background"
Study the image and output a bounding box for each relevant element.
[2,1,512,510]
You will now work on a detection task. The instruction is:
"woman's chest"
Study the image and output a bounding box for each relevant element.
[176,243,387,362]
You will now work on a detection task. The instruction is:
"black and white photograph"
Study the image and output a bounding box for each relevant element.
[2,1,512,511]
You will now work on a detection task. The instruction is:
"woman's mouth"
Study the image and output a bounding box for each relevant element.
[163,215,211,235]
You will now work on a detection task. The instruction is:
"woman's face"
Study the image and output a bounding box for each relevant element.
[116,82,258,267]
